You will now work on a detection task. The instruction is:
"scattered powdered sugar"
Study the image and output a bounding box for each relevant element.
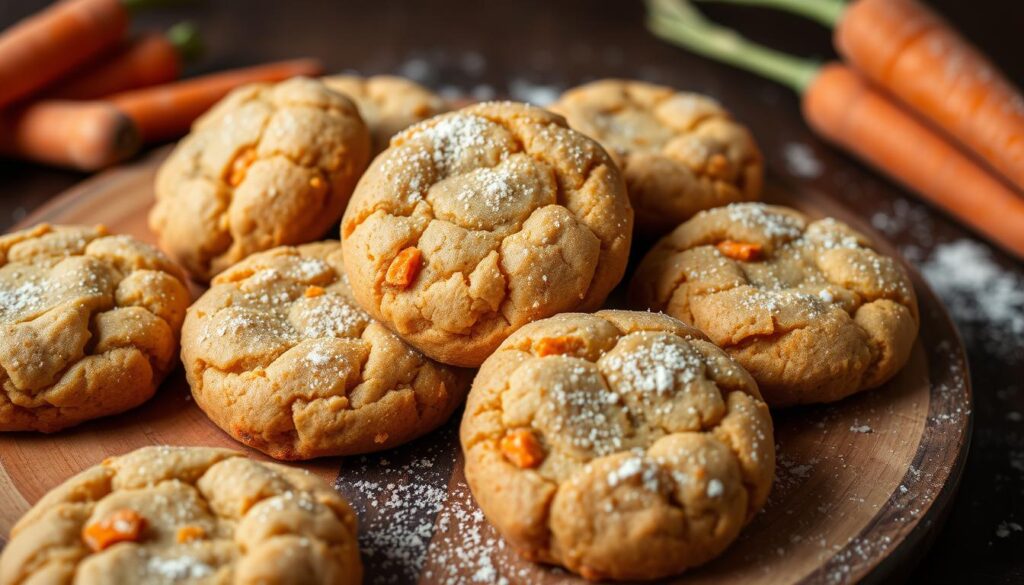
[304,347,333,367]
[869,197,937,250]
[535,122,589,171]
[919,239,1024,359]
[424,479,523,585]
[335,433,455,584]
[0,278,45,318]
[605,452,661,493]
[995,521,1022,538]
[457,166,519,213]
[384,110,514,203]
[209,309,267,339]
[849,424,873,434]
[417,113,502,171]
[335,428,526,584]
[772,451,817,494]
[726,202,803,239]
[144,555,214,580]
[706,478,724,498]
[603,336,701,395]
[807,218,862,250]
[297,297,368,338]
[782,142,823,179]
[737,289,825,319]
[544,366,625,456]
[293,257,331,281]
[507,79,560,106]
[398,57,432,83]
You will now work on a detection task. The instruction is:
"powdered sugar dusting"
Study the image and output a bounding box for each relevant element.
[606,452,662,492]
[144,555,214,580]
[456,166,520,213]
[424,478,521,585]
[783,142,823,179]
[603,336,701,395]
[543,365,625,456]
[920,239,1024,359]
[335,431,456,584]
[0,278,46,318]
[416,113,503,171]
[296,296,369,338]
[507,79,560,106]
[726,202,803,239]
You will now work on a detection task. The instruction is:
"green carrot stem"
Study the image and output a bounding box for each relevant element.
[694,0,846,28]
[646,0,820,94]
[167,22,203,62]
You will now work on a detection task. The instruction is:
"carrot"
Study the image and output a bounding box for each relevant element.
[647,0,1024,259]
[0,100,139,170]
[109,58,324,142]
[42,22,201,100]
[697,0,1024,198]
[0,58,323,170]
[0,0,129,109]
[803,64,1024,258]
[835,0,1024,196]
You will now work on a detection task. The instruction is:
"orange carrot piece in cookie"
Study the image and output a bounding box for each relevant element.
[227,147,256,186]
[385,247,422,289]
[82,509,146,552]
[501,429,545,469]
[176,524,206,544]
[716,240,763,261]
[535,336,584,357]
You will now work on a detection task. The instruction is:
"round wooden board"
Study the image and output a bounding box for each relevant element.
[0,147,972,585]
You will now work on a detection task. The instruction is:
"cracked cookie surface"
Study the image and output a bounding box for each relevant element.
[631,203,919,406]
[341,101,633,367]
[322,74,446,156]
[0,224,190,432]
[459,310,774,580]
[150,77,371,282]
[181,241,471,460]
[0,445,362,585]
[551,79,762,237]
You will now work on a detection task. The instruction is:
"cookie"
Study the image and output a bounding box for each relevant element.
[460,310,774,580]
[149,76,371,281]
[0,445,362,584]
[341,101,633,367]
[551,79,762,237]
[631,203,919,406]
[181,241,471,460]
[0,224,190,432]
[322,74,446,156]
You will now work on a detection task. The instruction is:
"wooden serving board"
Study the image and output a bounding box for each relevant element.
[0,147,972,585]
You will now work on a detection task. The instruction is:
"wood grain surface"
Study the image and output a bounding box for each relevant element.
[0,148,972,584]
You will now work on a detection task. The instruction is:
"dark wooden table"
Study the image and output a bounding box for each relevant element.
[1,1,1021,583]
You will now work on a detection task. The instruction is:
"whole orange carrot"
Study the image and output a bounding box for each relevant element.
[647,0,1024,259]
[42,23,201,100]
[835,0,1024,196]
[696,0,1024,196]
[0,0,129,108]
[803,64,1024,258]
[109,58,323,142]
[0,58,324,170]
[0,100,139,170]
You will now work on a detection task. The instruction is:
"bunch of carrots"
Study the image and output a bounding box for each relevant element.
[0,0,323,171]
[647,0,1024,259]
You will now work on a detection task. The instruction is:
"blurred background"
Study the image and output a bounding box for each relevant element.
[0,1,1021,582]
